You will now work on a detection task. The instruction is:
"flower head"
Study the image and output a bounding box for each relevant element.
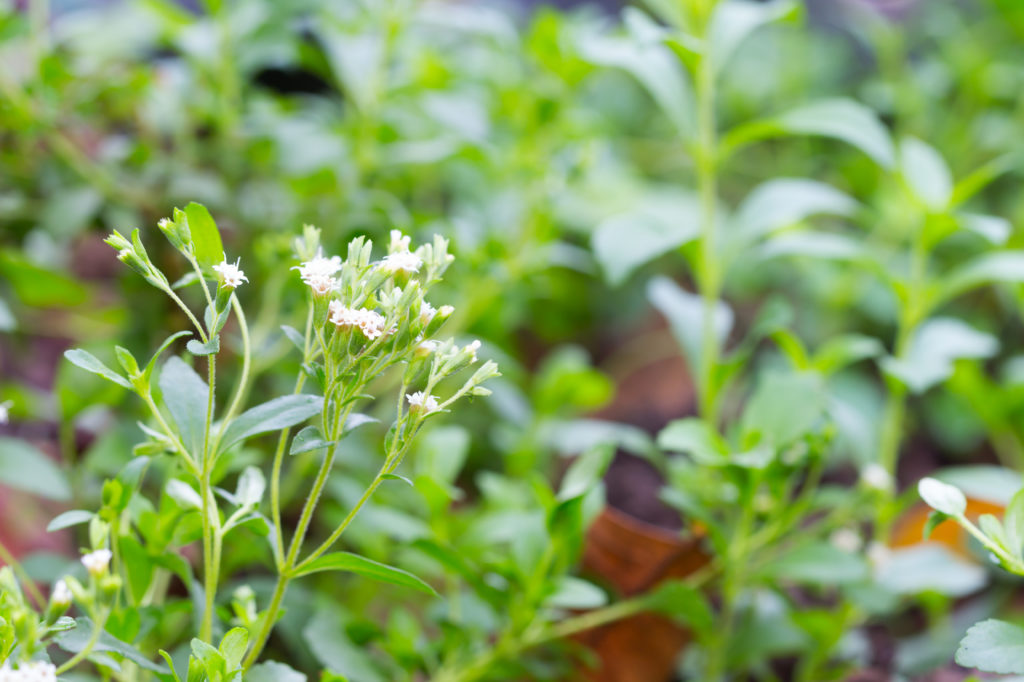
[328,301,388,340]
[212,256,248,289]
[0,661,58,682]
[294,250,343,296]
[860,463,892,492]
[81,549,112,577]
[381,250,422,274]
[389,229,411,253]
[829,528,862,554]
[51,579,71,607]
[406,391,440,414]
[419,301,437,326]
[0,400,11,425]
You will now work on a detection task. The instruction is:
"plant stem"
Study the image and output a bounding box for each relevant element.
[56,609,109,675]
[693,5,722,425]
[217,294,251,440]
[199,353,219,642]
[0,538,45,609]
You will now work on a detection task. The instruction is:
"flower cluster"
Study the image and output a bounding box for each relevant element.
[294,250,343,296]
[406,391,440,414]
[0,662,57,682]
[328,301,388,340]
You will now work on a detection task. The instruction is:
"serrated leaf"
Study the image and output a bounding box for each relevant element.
[64,349,132,389]
[289,426,334,456]
[957,619,1024,674]
[918,477,967,516]
[775,98,895,168]
[293,552,437,595]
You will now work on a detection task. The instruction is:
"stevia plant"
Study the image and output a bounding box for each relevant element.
[0,205,502,679]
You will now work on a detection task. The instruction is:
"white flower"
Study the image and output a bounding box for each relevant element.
[328,301,387,340]
[866,541,891,571]
[465,339,481,362]
[830,528,862,554]
[420,301,436,325]
[212,256,248,289]
[439,305,454,318]
[0,400,11,425]
[861,463,892,492]
[418,340,439,353]
[294,250,343,295]
[381,250,422,274]
[389,229,411,253]
[0,661,58,681]
[51,579,71,606]
[406,391,440,414]
[81,549,112,577]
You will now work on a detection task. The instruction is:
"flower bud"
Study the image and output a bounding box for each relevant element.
[81,549,112,578]
[44,580,72,624]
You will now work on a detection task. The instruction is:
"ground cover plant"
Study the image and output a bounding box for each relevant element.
[4,0,1024,680]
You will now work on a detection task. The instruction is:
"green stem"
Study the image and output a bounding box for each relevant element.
[693,10,722,425]
[0,538,45,609]
[293,469,387,574]
[216,294,252,441]
[56,609,109,675]
[199,353,219,642]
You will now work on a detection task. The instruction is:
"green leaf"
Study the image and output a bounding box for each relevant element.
[958,213,1011,245]
[579,11,693,137]
[159,357,210,457]
[381,473,413,486]
[592,193,700,286]
[184,202,223,269]
[923,510,951,539]
[957,619,1024,674]
[881,318,998,394]
[648,276,733,374]
[657,418,726,464]
[57,618,168,673]
[741,371,826,446]
[544,576,607,609]
[760,542,868,585]
[166,479,203,510]
[218,627,248,670]
[900,137,953,211]
[1005,488,1024,560]
[0,250,90,307]
[219,394,324,453]
[759,231,866,262]
[775,98,895,167]
[186,336,220,356]
[0,438,71,501]
[919,477,967,516]
[119,534,154,603]
[191,638,227,679]
[289,425,334,456]
[646,581,714,636]
[558,444,613,502]
[65,349,132,389]
[143,331,192,383]
[729,178,857,247]
[941,251,1024,302]
[281,325,305,353]
[47,509,94,532]
[415,426,470,488]
[234,466,265,507]
[709,0,798,74]
[812,334,884,375]
[293,552,437,595]
[248,662,307,682]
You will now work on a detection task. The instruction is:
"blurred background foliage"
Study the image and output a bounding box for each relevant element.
[5,0,1024,679]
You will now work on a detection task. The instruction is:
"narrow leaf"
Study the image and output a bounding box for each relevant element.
[293,552,437,595]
